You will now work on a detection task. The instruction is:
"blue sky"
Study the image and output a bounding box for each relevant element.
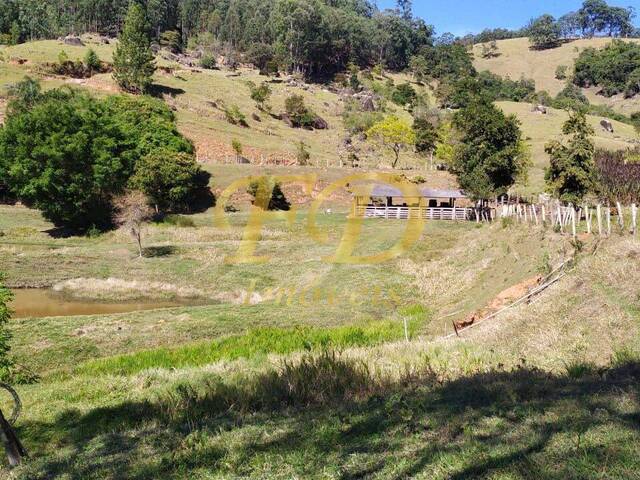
[376,0,640,36]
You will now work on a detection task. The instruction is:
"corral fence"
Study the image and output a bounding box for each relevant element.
[499,200,639,238]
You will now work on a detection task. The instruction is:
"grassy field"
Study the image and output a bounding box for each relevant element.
[498,101,639,194]
[473,36,640,115]
[1,36,640,478]
[0,198,637,478]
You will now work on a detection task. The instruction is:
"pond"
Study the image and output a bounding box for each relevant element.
[9,289,190,318]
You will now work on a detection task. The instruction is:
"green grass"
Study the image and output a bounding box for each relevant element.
[77,316,426,376]
[11,350,640,479]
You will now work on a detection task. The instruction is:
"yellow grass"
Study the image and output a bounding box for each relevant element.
[473,37,640,114]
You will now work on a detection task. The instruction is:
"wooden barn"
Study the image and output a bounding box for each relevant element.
[351,185,473,220]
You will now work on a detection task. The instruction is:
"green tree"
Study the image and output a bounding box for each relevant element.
[528,14,561,50]
[248,176,291,211]
[113,2,156,94]
[545,109,596,203]
[9,21,19,45]
[84,48,100,75]
[0,87,131,229]
[451,98,529,200]
[231,139,243,162]
[296,141,311,166]
[0,81,195,229]
[413,116,439,164]
[129,149,209,212]
[248,81,272,111]
[284,94,316,128]
[367,116,416,168]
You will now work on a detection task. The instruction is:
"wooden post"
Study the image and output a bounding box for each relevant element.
[532,205,538,225]
[571,208,577,239]
[632,204,637,236]
[541,205,546,224]
[617,201,624,230]
[607,207,612,236]
[597,204,602,237]
[586,207,591,235]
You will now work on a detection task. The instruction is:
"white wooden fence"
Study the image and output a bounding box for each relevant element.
[355,206,475,221]
[500,201,639,238]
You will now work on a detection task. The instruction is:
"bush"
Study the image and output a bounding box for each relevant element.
[159,30,181,53]
[554,83,589,110]
[391,82,417,107]
[342,100,383,134]
[595,148,640,205]
[199,54,216,70]
[224,104,247,126]
[247,176,290,211]
[284,94,317,128]
[555,65,568,80]
[129,149,211,212]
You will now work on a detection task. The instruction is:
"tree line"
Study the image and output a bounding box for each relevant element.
[0,0,439,77]
[468,0,638,46]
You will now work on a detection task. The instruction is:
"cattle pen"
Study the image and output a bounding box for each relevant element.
[351,185,491,221]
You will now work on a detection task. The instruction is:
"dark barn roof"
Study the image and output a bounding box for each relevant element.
[353,185,467,199]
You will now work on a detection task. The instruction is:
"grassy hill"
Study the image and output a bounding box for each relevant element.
[0,38,433,172]
[498,101,639,194]
[473,37,640,115]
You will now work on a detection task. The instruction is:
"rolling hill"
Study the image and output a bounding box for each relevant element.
[473,37,640,115]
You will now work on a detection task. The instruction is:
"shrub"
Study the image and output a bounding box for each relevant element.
[199,54,216,70]
[84,48,101,74]
[296,141,311,166]
[554,83,589,110]
[247,81,271,111]
[342,100,383,134]
[129,149,211,212]
[284,94,317,128]
[247,176,290,211]
[391,82,417,107]
[224,104,247,126]
[161,214,196,228]
[594,148,640,204]
[555,65,568,80]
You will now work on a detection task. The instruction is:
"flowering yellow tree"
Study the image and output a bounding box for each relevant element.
[367,116,416,168]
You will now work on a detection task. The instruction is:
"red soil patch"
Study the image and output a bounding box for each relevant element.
[454,275,544,332]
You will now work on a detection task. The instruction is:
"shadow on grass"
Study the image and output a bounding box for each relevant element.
[142,246,177,257]
[14,358,640,479]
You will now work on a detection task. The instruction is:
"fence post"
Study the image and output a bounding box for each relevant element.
[607,207,612,236]
[585,206,591,235]
[597,204,603,237]
[571,208,577,239]
[617,201,624,230]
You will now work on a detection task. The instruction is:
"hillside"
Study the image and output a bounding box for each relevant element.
[498,101,639,193]
[0,38,434,172]
[473,37,640,115]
